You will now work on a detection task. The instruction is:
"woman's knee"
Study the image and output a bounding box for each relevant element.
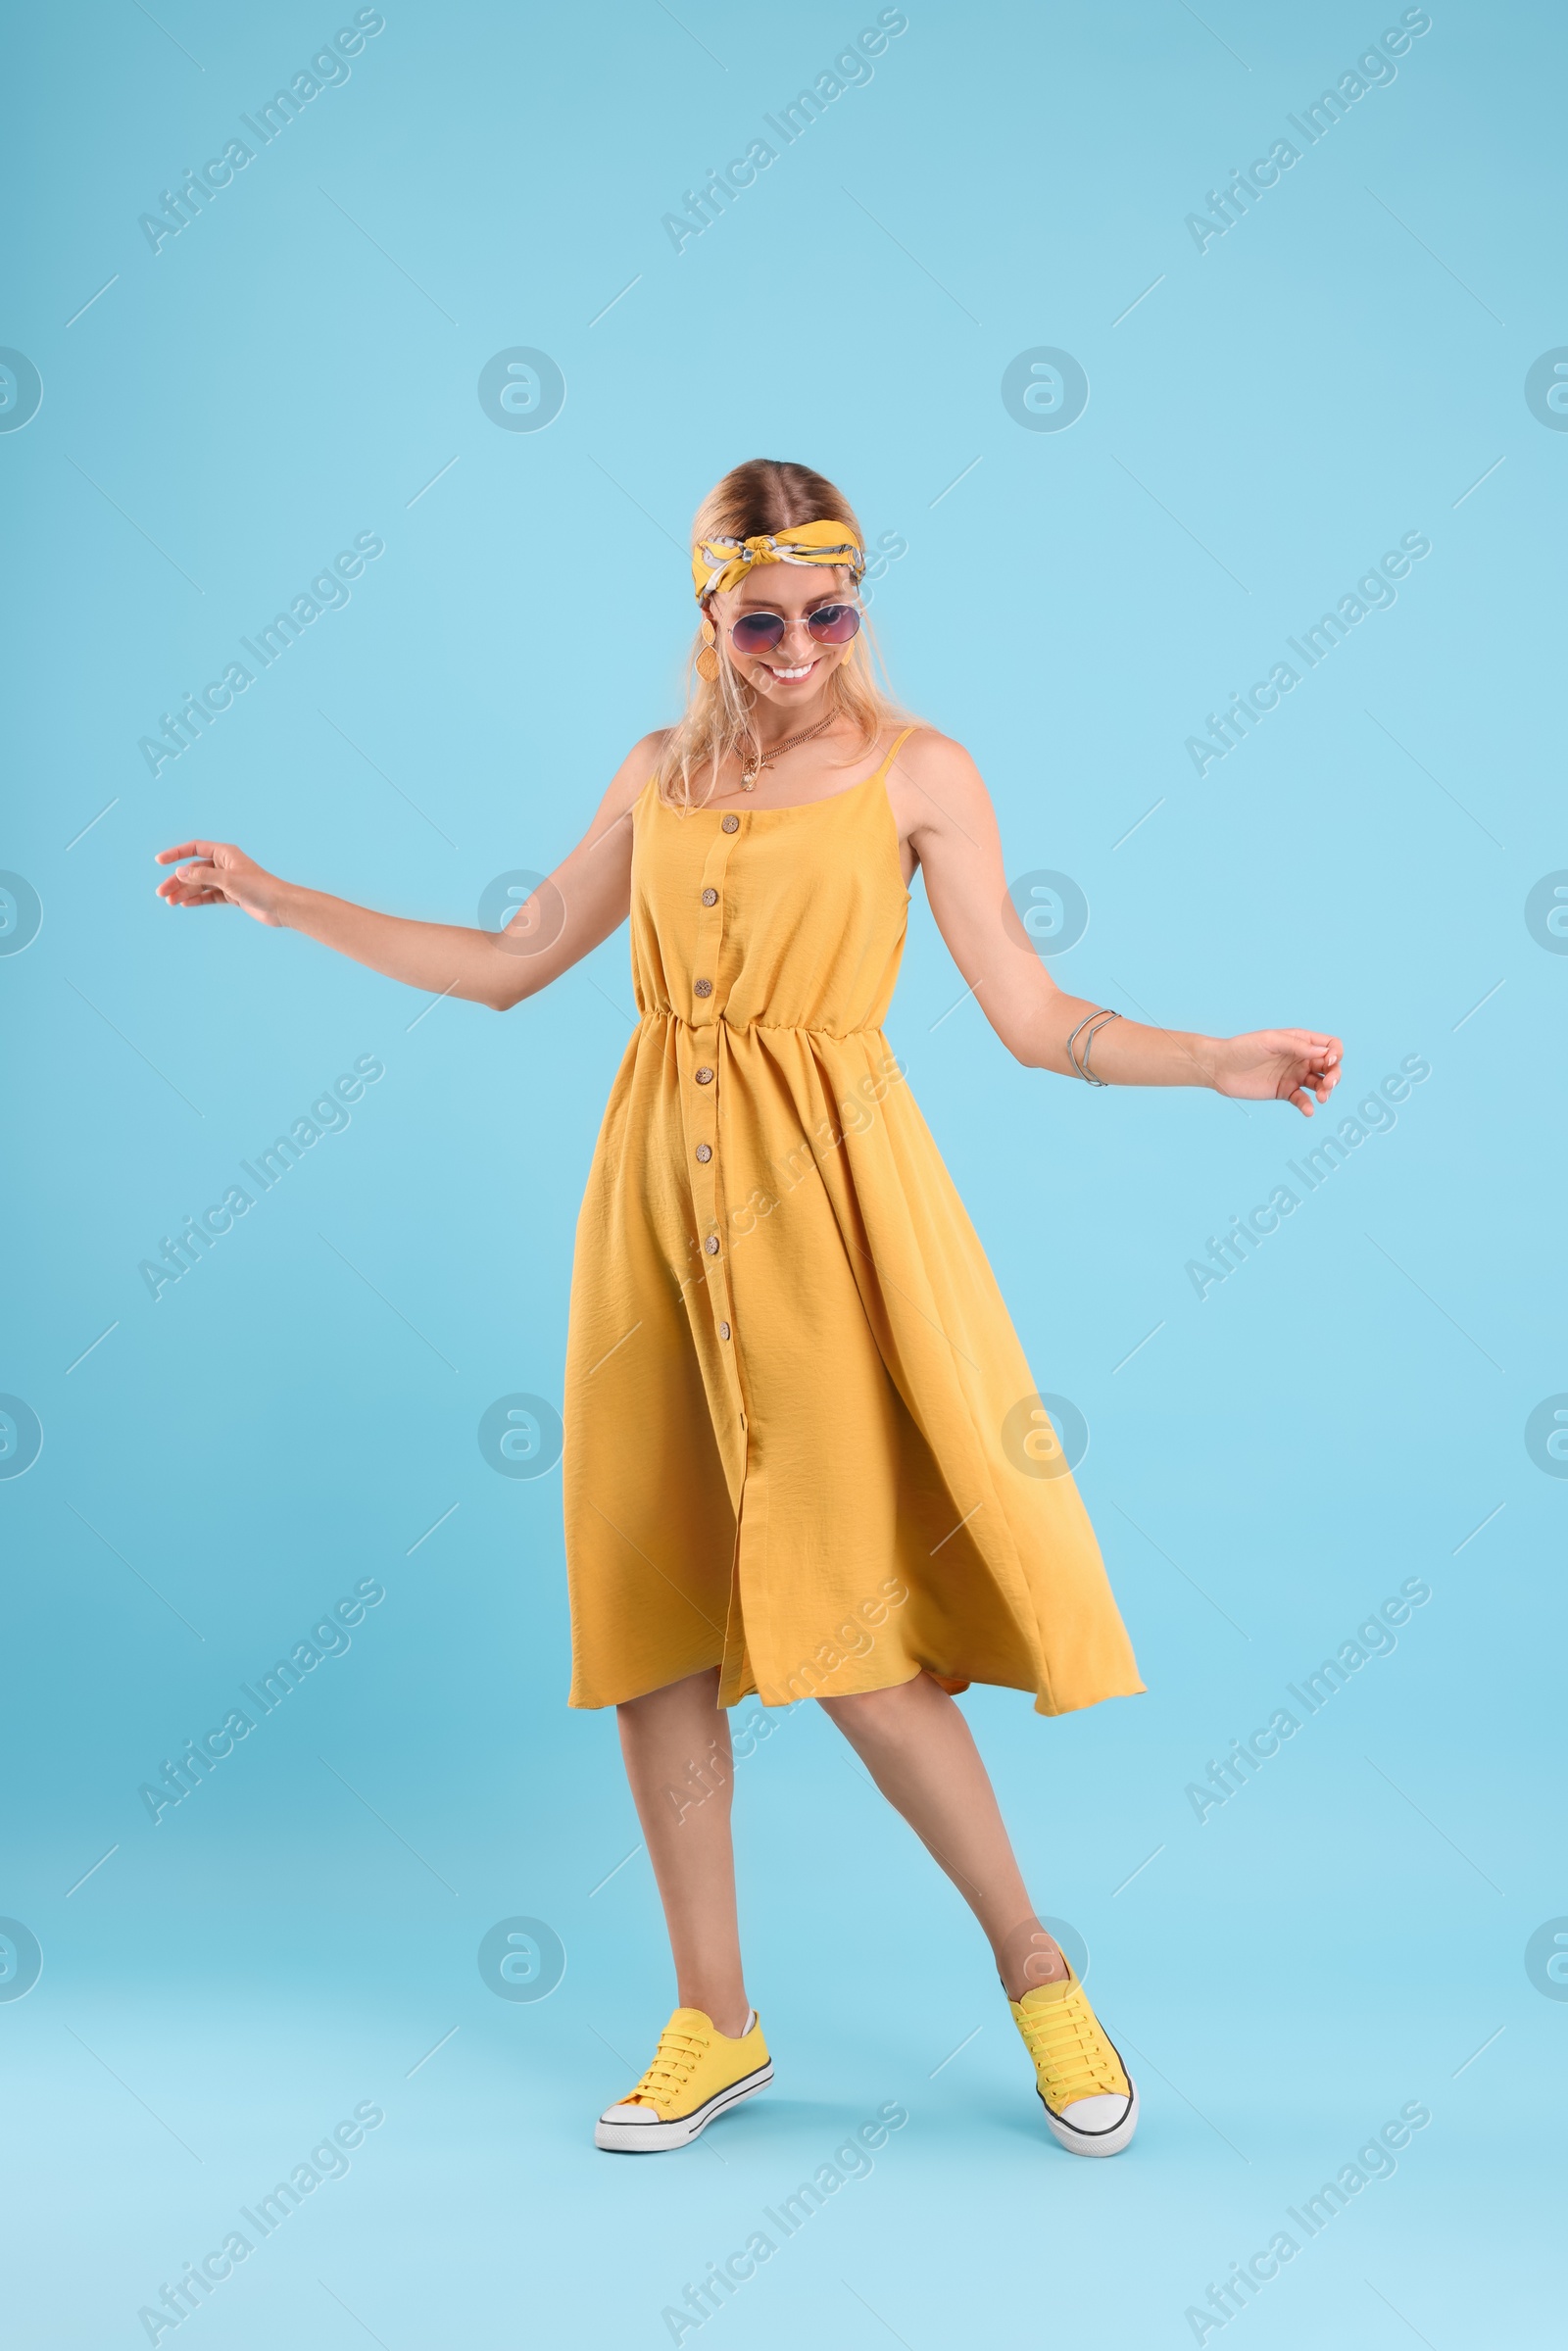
[818,1672,931,1736]
[617,1665,721,1724]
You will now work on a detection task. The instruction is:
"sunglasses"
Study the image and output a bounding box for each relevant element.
[724,601,862,657]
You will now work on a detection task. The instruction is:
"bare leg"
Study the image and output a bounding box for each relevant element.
[616,1667,751,2036]
[818,1671,1066,2000]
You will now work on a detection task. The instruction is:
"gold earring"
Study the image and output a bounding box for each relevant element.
[696,620,719,682]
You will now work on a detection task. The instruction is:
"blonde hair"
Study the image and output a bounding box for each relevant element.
[660,458,907,810]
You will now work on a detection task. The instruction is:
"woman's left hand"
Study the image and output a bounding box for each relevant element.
[1211,1030,1344,1115]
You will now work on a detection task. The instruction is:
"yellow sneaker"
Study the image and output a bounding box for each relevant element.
[1008,1967,1138,2157]
[594,2007,772,2152]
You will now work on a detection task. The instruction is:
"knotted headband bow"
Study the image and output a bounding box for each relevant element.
[692,516,865,603]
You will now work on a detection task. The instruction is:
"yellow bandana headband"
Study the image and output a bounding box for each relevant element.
[692,516,865,603]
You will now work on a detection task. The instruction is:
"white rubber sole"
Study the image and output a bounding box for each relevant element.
[1040,2074,1139,2158]
[594,2060,774,2153]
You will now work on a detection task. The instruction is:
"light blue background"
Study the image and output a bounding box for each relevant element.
[3,2,1563,2344]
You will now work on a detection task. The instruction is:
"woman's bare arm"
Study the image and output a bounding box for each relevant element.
[893,729,1343,1114]
[155,733,664,1012]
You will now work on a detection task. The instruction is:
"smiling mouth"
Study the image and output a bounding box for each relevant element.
[765,659,817,681]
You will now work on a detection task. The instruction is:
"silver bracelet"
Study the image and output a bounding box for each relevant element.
[1065,1007,1120,1085]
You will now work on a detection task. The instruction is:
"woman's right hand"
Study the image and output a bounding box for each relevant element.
[156,839,288,927]
[147,728,659,1006]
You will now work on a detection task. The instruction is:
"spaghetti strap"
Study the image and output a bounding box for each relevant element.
[648,725,920,815]
[878,723,920,779]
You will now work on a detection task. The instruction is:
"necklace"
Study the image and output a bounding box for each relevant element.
[739,712,836,789]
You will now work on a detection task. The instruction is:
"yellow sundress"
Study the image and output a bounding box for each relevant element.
[563,728,1144,1716]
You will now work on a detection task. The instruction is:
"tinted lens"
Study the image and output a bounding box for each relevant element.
[808,602,861,645]
[730,610,786,654]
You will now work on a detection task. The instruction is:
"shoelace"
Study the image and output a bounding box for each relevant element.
[627,2023,710,2111]
[1014,1986,1124,2109]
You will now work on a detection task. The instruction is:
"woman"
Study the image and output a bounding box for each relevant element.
[156,458,1341,2162]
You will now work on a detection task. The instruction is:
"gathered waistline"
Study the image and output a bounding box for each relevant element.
[639,1007,887,1041]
